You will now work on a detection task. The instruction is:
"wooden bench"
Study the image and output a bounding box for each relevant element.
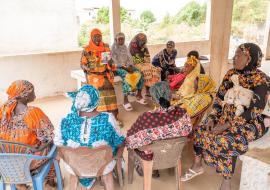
[239,130,270,190]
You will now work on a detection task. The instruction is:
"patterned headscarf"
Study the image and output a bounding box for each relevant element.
[134,33,147,48]
[150,81,172,104]
[86,28,106,52]
[238,43,263,71]
[185,55,198,67]
[67,85,100,113]
[0,80,34,126]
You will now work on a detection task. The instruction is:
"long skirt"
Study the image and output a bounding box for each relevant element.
[135,63,161,87]
[116,68,144,96]
[173,93,212,117]
[194,120,268,179]
[31,146,55,181]
[86,73,118,114]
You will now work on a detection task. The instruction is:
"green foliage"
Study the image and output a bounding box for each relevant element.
[140,10,156,24]
[96,7,131,24]
[77,21,110,47]
[232,0,268,24]
[161,13,174,27]
[174,1,206,27]
[120,7,131,23]
[96,7,109,24]
[78,22,91,47]
[139,10,156,31]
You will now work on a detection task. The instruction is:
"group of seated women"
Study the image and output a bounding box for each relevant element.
[0,28,269,190]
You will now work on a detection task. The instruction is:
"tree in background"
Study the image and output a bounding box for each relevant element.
[96,6,131,24]
[174,1,206,27]
[78,22,90,47]
[233,0,267,24]
[139,10,156,31]
[231,0,268,40]
[161,13,174,27]
[96,7,109,24]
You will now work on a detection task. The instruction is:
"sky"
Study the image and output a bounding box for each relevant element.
[76,0,208,21]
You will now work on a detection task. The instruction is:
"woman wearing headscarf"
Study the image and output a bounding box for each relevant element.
[126,81,192,176]
[152,41,178,81]
[129,33,161,97]
[80,28,121,125]
[54,85,125,189]
[111,32,146,111]
[181,43,270,190]
[0,80,55,189]
[168,51,205,91]
[175,74,216,118]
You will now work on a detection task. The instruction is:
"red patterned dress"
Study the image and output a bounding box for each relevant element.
[126,106,192,160]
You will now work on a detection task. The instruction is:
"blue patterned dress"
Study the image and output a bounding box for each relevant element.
[55,111,125,188]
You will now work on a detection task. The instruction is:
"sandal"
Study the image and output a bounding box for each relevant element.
[145,93,151,98]
[152,170,160,178]
[123,103,133,111]
[181,168,204,182]
[135,163,144,177]
[136,98,148,105]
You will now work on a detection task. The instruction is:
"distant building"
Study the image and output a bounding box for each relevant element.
[77,7,99,24]
[77,7,137,25]
[0,0,79,56]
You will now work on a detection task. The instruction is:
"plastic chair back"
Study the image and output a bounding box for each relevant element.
[58,145,113,178]
[0,141,41,184]
[138,137,187,170]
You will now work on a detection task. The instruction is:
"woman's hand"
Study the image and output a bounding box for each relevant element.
[81,64,90,72]
[205,118,215,131]
[108,59,114,66]
[126,65,134,73]
[264,117,270,128]
[211,122,230,135]
[172,94,181,100]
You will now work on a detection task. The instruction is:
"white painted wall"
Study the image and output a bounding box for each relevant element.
[0,40,210,100]
[0,51,81,99]
[0,0,79,56]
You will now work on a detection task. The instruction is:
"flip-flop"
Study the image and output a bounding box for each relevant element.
[181,168,204,182]
[136,98,148,105]
[145,93,151,98]
[123,103,133,111]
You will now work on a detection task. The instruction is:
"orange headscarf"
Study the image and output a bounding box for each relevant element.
[85,28,106,52]
[0,80,34,127]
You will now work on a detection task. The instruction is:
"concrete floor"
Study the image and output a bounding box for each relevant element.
[32,94,242,190]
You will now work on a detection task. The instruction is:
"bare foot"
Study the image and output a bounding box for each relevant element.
[190,155,203,172]
[46,179,57,189]
[219,179,231,190]
[16,185,30,190]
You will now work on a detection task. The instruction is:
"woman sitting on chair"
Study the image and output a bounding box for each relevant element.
[173,74,217,118]
[54,85,125,189]
[152,41,178,81]
[125,81,192,177]
[111,32,145,111]
[0,80,55,190]
[168,51,205,90]
[182,43,270,190]
[81,28,122,126]
[129,33,161,98]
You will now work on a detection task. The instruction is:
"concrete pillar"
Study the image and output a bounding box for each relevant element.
[109,0,121,45]
[263,0,270,60]
[209,0,234,84]
[205,0,212,39]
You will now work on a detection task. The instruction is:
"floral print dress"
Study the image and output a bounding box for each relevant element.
[194,68,270,179]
